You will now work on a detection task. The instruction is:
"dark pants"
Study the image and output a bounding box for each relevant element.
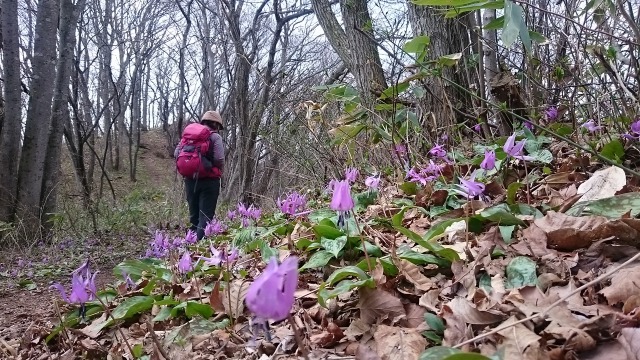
[185,177,221,240]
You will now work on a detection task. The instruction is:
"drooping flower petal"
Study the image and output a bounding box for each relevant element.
[429,144,447,158]
[631,119,640,134]
[204,219,227,237]
[345,168,359,183]
[184,230,198,244]
[503,133,534,161]
[277,192,307,215]
[581,120,602,132]
[364,175,380,189]
[329,180,354,212]
[545,106,558,122]
[481,150,496,170]
[177,251,194,274]
[245,256,299,321]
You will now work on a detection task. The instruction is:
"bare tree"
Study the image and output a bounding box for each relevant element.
[310,0,388,109]
[0,0,23,222]
[15,0,60,233]
[41,0,87,234]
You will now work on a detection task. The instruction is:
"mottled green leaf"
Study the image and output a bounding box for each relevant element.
[499,225,516,244]
[300,250,334,270]
[321,236,348,258]
[506,257,537,289]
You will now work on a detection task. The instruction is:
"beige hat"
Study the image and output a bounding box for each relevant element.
[201,110,224,129]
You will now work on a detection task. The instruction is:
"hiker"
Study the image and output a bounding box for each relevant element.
[174,111,225,240]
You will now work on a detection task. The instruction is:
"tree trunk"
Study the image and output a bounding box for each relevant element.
[15,0,60,233]
[0,0,23,222]
[41,0,85,235]
[310,0,388,108]
[407,3,474,130]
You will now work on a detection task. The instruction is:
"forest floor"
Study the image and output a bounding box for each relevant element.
[0,129,179,355]
[3,129,640,360]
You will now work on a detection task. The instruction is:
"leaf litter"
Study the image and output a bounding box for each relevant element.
[4,149,640,360]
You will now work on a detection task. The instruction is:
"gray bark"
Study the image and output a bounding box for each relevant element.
[310,0,388,107]
[0,0,23,222]
[407,3,474,129]
[41,0,86,234]
[16,0,61,231]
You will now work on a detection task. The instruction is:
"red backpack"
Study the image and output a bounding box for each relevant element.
[176,123,221,179]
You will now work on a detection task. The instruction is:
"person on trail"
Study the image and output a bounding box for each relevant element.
[174,110,225,240]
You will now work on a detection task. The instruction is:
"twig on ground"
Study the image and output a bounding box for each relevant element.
[52,300,73,349]
[455,251,640,348]
[92,292,135,356]
[288,314,309,360]
[146,320,170,360]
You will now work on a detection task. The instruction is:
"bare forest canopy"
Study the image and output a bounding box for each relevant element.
[0,0,638,243]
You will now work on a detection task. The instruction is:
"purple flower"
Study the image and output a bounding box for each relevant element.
[204,219,227,237]
[581,120,602,132]
[524,121,534,130]
[429,144,447,158]
[121,270,136,289]
[503,133,534,161]
[481,150,496,170]
[424,160,443,176]
[184,230,198,244]
[177,250,194,274]
[345,167,359,183]
[407,168,434,186]
[245,256,299,322]
[172,236,184,247]
[454,171,485,199]
[199,246,224,266]
[473,124,481,132]
[277,192,307,216]
[227,210,237,221]
[545,106,558,122]
[248,206,262,220]
[227,247,239,263]
[623,119,640,140]
[329,180,354,212]
[364,175,381,190]
[51,260,98,317]
[394,143,407,156]
[200,246,240,267]
[237,203,249,217]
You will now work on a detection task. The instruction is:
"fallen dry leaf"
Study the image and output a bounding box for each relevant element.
[358,288,406,325]
[373,325,427,360]
[418,290,440,313]
[309,322,345,348]
[401,303,427,329]
[345,319,371,341]
[619,327,640,360]
[356,343,382,360]
[497,316,542,359]
[223,279,251,318]
[512,222,551,257]
[545,326,596,352]
[581,339,630,360]
[209,281,226,313]
[444,297,505,325]
[441,304,468,346]
[599,264,640,305]
[576,166,626,203]
[396,259,435,292]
